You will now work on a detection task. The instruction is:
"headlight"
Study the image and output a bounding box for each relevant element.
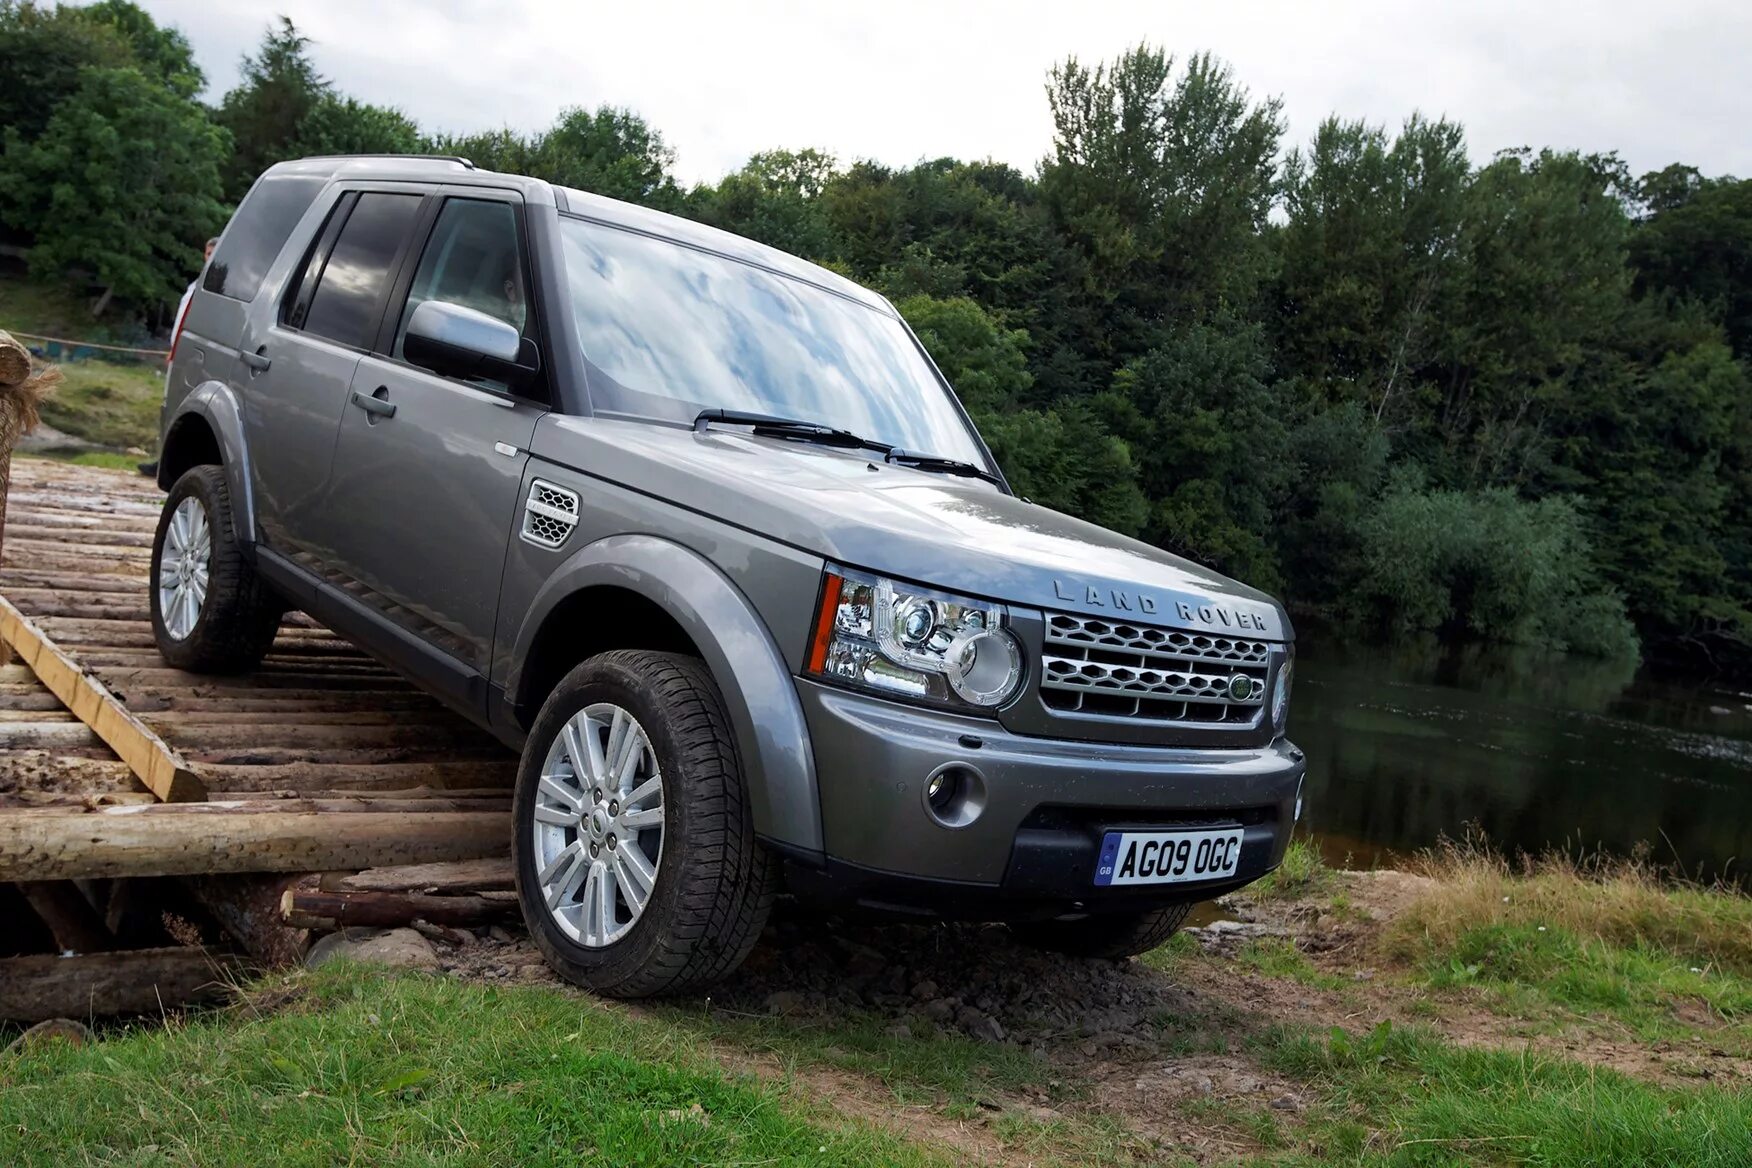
[807,568,1024,710]
[1271,656,1294,730]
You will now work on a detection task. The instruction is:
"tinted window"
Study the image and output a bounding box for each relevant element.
[559,219,986,464]
[204,174,325,301]
[302,193,423,349]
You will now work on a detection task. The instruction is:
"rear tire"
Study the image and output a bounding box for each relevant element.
[149,465,280,674]
[514,650,776,998]
[1010,904,1192,959]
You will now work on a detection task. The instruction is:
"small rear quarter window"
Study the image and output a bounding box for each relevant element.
[204,173,327,301]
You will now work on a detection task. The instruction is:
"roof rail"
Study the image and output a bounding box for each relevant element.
[301,153,476,169]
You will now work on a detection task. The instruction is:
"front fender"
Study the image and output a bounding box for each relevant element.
[508,533,823,859]
[159,380,256,545]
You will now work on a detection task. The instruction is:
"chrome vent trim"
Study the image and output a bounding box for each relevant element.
[1039,611,1271,724]
[521,479,580,550]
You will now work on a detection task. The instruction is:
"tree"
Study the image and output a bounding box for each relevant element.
[897,294,1148,533]
[215,16,329,201]
[690,148,840,258]
[1631,167,1752,361]
[298,95,421,157]
[530,106,681,209]
[0,64,229,310]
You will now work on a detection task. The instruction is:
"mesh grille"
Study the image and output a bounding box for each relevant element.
[521,480,579,550]
[1039,611,1269,724]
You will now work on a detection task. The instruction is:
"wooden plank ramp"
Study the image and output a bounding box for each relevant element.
[0,458,516,880]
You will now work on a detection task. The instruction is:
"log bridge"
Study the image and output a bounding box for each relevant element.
[1,458,519,1022]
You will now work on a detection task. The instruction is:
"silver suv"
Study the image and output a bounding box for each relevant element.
[154,155,1305,996]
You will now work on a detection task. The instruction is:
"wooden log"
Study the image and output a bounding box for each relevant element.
[282,887,518,930]
[0,595,204,802]
[0,753,145,797]
[4,795,511,818]
[0,802,509,880]
[183,874,312,967]
[322,857,515,894]
[16,881,112,953]
[0,947,238,1023]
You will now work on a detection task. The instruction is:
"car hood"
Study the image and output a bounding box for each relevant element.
[534,416,1292,641]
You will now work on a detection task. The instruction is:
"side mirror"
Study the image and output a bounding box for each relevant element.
[403,300,539,390]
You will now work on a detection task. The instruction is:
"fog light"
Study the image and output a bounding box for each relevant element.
[926,772,951,808]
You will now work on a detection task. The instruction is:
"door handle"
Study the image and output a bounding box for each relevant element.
[241,348,271,373]
[350,388,397,419]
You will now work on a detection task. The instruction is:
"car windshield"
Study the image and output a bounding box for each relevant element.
[558,218,988,465]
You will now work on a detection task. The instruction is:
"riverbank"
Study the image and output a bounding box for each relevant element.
[5,841,1750,1165]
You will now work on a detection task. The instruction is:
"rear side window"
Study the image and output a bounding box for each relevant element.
[301,193,423,350]
[203,174,325,301]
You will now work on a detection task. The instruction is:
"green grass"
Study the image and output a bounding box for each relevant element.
[1237,937,1347,990]
[1416,923,1752,1041]
[1253,838,1334,901]
[1254,1020,1752,1167]
[0,966,948,1168]
[34,357,164,450]
[18,448,143,471]
[2,269,166,450]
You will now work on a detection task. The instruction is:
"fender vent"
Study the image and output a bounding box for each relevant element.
[521,479,580,549]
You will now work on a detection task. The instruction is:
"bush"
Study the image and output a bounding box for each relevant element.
[1353,477,1638,657]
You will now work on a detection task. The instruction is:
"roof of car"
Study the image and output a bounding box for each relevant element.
[265,155,892,316]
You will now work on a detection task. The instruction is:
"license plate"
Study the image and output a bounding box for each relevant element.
[1094,828,1244,887]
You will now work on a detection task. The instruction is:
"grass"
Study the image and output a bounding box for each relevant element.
[33,357,163,450]
[1389,837,1752,975]
[1253,837,1335,901]
[0,966,949,1168]
[2,268,166,450]
[1236,937,1347,990]
[1255,1020,1752,1167]
[17,447,144,471]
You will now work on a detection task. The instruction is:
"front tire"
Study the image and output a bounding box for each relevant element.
[514,650,776,997]
[1010,904,1192,959]
[149,465,280,673]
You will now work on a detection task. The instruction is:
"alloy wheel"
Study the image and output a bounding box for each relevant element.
[531,702,666,947]
[157,496,212,641]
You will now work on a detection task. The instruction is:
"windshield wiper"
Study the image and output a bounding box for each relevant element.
[885,448,1006,488]
[694,408,891,453]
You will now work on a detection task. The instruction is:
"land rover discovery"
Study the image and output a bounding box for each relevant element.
[152,155,1305,996]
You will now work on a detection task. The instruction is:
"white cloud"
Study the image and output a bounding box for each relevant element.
[145,0,1752,184]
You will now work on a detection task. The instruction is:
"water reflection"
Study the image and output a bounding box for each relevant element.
[1291,636,1752,883]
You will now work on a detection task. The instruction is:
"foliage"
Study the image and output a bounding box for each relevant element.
[0,63,228,308]
[1352,476,1638,656]
[0,965,946,1167]
[6,12,1752,672]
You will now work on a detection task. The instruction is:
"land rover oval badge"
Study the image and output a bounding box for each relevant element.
[1228,674,1256,701]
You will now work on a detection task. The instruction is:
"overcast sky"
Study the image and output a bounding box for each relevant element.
[141,0,1750,186]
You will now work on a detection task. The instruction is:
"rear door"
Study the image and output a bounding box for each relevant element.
[318,189,547,685]
[237,186,427,560]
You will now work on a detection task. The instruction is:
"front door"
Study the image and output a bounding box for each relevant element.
[320,193,547,681]
[239,188,426,560]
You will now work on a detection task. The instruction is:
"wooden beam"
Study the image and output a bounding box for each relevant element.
[282,887,518,930]
[15,881,111,953]
[0,801,509,881]
[0,947,238,1023]
[322,857,515,895]
[0,595,204,802]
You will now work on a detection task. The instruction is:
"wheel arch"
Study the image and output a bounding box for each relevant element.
[158,381,256,545]
[506,534,823,859]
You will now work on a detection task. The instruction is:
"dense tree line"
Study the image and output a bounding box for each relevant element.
[4,5,1750,674]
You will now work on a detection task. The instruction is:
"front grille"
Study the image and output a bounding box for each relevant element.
[1039,612,1270,724]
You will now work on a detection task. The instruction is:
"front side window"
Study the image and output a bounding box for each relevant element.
[558,218,986,464]
[301,192,423,349]
[392,199,530,387]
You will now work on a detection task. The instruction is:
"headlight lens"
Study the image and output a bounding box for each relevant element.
[810,569,1024,710]
[1271,656,1294,730]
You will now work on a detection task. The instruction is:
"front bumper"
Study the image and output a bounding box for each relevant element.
[790,679,1305,915]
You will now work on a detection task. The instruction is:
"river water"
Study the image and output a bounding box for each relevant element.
[1289,638,1752,883]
